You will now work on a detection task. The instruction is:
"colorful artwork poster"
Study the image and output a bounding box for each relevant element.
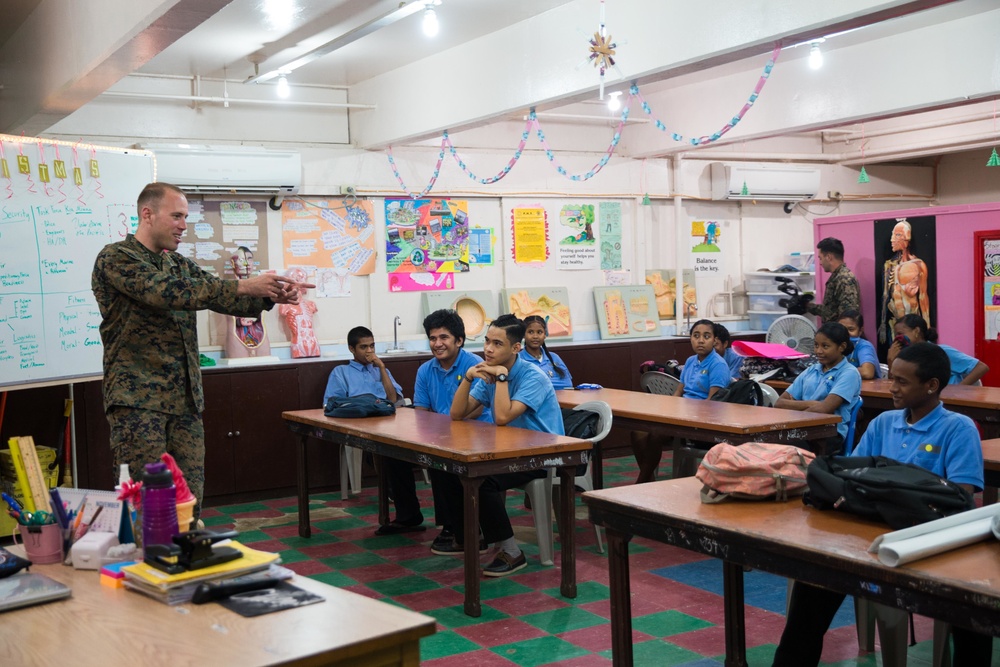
[984,240,1000,340]
[280,198,376,276]
[502,287,573,340]
[385,198,470,274]
[691,220,722,253]
[468,227,493,265]
[177,197,268,278]
[389,272,455,293]
[557,204,597,270]
[511,207,548,264]
[646,269,697,319]
[599,202,623,270]
[593,285,661,339]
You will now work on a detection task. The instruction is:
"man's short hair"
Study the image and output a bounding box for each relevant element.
[137,182,186,211]
[816,237,845,260]
[897,342,950,391]
[489,314,526,346]
[423,309,465,346]
[347,326,374,348]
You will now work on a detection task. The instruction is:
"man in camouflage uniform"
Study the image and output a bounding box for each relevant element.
[807,237,861,322]
[92,182,309,517]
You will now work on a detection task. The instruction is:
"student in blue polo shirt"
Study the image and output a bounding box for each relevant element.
[439,314,564,576]
[774,343,990,667]
[378,310,489,542]
[838,309,881,379]
[675,319,732,399]
[519,315,574,389]
[888,314,989,385]
[776,321,862,454]
[712,322,744,380]
[323,325,402,405]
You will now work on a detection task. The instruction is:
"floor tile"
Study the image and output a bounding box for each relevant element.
[421,630,483,661]
[519,606,607,634]
[491,635,591,667]
[454,618,547,648]
[427,603,510,629]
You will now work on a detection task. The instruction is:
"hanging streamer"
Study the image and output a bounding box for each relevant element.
[89,145,104,199]
[72,143,86,205]
[53,144,67,203]
[443,113,535,185]
[37,141,54,197]
[17,141,38,194]
[0,140,12,199]
[535,99,630,181]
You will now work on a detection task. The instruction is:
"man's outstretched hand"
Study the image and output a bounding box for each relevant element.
[237,274,316,304]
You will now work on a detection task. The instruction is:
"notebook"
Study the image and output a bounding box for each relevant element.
[0,573,72,613]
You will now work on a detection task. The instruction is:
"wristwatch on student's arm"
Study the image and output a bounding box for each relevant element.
[496,372,508,382]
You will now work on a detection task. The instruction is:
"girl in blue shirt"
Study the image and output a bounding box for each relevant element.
[519,315,574,389]
[676,319,731,399]
[837,309,881,379]
[888,314,989,385]
[776,321,862,453]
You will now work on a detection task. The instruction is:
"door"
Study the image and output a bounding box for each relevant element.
[973,231,1000,387]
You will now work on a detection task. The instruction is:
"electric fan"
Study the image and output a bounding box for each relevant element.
[766,315,817,355]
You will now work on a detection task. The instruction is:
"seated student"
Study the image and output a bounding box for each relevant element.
[775,322,861,455]
[439,314,564,576]
[519,315,574,389]
[632,319,731,484]
[712,322,744,380]
[324,325,401,405]
[837,309,880,379]
[379,310,489,542]
[888,314,989,385]
[773,343,990,667]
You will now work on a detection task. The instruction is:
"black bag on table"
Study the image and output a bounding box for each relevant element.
[802,455,974,529]
[710,379,765,406]
[324,394,396,418]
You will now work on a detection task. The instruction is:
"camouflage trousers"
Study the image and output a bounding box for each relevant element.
[107,406,205,520]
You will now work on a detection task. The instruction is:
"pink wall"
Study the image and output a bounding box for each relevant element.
[816,203,1000,355]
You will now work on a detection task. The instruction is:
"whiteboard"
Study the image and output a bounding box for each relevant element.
[0,136,155,389]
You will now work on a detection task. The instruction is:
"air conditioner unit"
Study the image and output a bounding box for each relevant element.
[146,145,301,196]
[710,162,821,201]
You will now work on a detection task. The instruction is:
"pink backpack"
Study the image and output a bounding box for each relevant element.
[695,442,816,503]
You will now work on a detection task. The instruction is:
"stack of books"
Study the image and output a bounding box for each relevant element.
[121,540,282,605]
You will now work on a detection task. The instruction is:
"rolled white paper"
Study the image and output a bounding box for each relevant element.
[876,517,995,567]
[869,503,1000,554]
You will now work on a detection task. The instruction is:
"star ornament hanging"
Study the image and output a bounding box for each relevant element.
[589,31,617,76]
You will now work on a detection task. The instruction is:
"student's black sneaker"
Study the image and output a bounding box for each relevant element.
[430,534,489,556]
[483,550,527,577]
[430,529,454,552]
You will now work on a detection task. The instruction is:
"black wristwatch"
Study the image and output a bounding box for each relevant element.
[496,373,508,382]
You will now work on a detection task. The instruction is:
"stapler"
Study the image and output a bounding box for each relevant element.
[144,529,242,574]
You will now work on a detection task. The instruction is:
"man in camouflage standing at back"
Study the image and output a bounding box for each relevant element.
[807,237,862,322]
[92,182,311,518]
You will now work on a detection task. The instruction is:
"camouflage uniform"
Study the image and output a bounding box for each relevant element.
[92,234,272,516]
[808,264,861,322]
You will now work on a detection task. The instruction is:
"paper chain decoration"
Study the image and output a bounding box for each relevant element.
[385,46,782,199]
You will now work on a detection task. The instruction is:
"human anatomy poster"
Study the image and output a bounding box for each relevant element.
[593,285,661,339]
[557,204,597,270]
[385,198,470,274]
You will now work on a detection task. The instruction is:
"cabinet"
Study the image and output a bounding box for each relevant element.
[744,271,816,331]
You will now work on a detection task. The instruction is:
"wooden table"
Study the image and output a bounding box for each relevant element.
[282,408,591,617]
[556,388,840,489]
[584,477,1000,667]
[2,562,435,667]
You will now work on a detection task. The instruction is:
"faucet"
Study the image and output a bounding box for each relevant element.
[393,316,401,350]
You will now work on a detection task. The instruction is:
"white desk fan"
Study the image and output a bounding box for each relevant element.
[766,314,817,355]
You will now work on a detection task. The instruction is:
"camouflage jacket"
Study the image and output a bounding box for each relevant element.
[808,263,861,322]
[92,235,272,415]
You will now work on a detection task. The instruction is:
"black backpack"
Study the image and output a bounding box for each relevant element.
[561,408,600,476]
[803,455,974,529]
[710,379,764,406]
[324,394,396,418]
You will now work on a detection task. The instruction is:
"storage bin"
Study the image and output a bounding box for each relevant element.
[747,294,785,312]
[745,273,813,294]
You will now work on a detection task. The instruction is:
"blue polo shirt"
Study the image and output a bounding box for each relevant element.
[679,351,731,400]
[786,357,862,440]
[853,402,983,490]
[847,337,881,378]
[324,359,402,404]
[518,348,574,389]
[939,344,979,385]
[469,356,564,435]
[723,348,744,379]
[414,348,490,421]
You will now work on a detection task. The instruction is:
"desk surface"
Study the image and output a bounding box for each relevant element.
[284,408,591,463]
[769,378,1000,409]
[984,438,1000,471]
[2,563,435,667]
[556,388,839,434]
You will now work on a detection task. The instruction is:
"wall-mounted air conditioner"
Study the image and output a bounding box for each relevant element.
[710,162,821,201]
[145,145,301,195]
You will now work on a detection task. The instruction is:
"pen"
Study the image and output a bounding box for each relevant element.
[50,489,69,529]
[2,492,22,513]
[73,505,102,542]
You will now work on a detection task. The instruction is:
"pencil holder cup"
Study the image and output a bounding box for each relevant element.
[176,498,196,533]
[15,523,64,564]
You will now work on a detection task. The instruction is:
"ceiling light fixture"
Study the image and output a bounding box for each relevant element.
[422,4,439,37]
[808,40,825,70]
[276,74,291,99]
[607,91,622,112]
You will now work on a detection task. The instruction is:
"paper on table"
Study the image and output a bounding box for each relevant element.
[868,503,1000,567]
[992,514,1000,540]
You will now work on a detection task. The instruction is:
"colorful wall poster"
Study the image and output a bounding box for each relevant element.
[177,198,269,277]
[511,207,548,264]
[385,198,470,274]
[389,272,454,293]
[692,220,722,253]
[468,227,493,265]
[874,215,936,356]
[984,239,1000,339]
[423,290,497,341]
[599,201,623,270]
[646,269,697,319]
[557,204,597,270]
[593,285,661,339]
[502,287,573,340]
[280,197,376,275]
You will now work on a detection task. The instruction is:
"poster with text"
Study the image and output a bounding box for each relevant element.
[511,207,548,264]
[281,198,376,277]
[385,198,470,274]
[557,204,597,270]
[177,198,268,277]
[468,227,493,265]
[599,202,623,269]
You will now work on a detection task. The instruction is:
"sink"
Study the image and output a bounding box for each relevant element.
[383,347,409,355]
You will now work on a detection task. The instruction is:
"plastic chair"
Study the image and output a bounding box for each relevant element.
[523,400,613,564]
[340,398,415,499]
[879,362,890,377]
[843,398,863,454]
[640,371,681,396]
[759,383,780,407]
